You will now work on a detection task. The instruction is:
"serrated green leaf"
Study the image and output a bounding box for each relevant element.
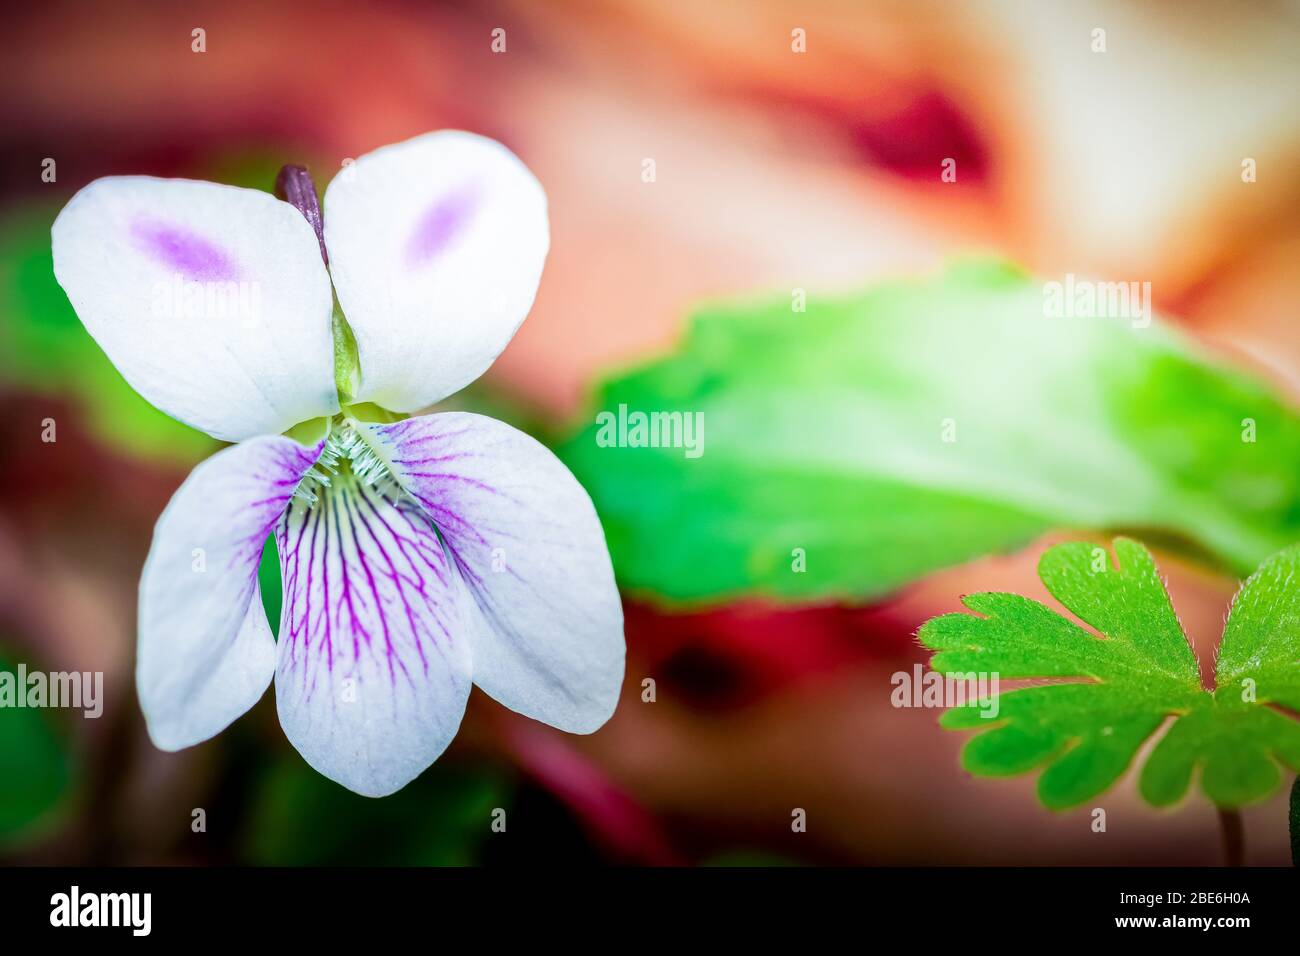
[920,538,1300,810]
[556,261,1300,604]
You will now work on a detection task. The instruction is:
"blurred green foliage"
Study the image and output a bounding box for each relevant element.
[559,261,1300,604]
[245,758,509,865]
[703,849,802,866]
[0,650,75,846]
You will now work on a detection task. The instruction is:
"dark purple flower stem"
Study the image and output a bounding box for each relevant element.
[275,165,328,265]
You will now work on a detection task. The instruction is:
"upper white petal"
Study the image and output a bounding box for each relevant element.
[363,412,625,733]
[138,435,321,750]
[52,176,339,441]
[323,131,549,411]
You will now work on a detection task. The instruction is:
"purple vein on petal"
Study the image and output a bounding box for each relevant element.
[130,218,238,282]
[277,472,461,705]
[404,185,479,267]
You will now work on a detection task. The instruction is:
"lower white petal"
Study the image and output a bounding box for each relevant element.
[361,412,625,734]
[138,436,321,750]
[274,452,474,797]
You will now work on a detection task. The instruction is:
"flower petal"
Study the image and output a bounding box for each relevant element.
[323,131,549,411]
[361,412,624,733]
[138,435,321,750]
[274,471,474,797]
[52,177,339,441]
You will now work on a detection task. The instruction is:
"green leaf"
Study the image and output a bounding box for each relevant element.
[257,533,283,640]
[556,261,1300,604]
[0,652,76,845]
[919,537,1300,810]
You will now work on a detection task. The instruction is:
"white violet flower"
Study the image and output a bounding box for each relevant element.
[51,131,625,797]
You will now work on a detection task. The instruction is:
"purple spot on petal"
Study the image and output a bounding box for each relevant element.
[131,218,238,281]
[404,186,478,267]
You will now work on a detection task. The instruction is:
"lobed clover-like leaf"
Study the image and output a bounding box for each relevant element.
[919,537,1300,810]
